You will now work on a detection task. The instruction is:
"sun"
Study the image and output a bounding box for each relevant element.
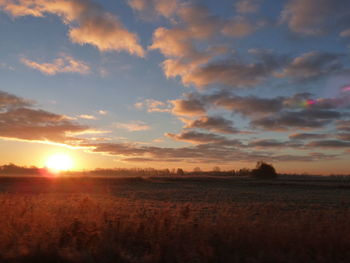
[46,154,74,173]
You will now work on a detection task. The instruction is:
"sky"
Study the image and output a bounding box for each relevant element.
[0,0,350,174]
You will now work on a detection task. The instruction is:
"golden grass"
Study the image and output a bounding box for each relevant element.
[0,192,350,263]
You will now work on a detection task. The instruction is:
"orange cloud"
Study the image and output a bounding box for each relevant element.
[78,114,96,120]
[171,95,207,117]
[0,91,89,145]
[0,0,145,56]
[21,54,90,75]
[135,99,171,113]
[114,121,151,132]
[128,0,177,18]
[222,16,259,38]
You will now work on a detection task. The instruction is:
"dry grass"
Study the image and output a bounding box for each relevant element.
[0,188,350,263]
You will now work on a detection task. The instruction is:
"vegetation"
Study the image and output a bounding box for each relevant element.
[251,161,278,179]
[1,163,349,177]
[1,194,350,263]
[0,176,350,262]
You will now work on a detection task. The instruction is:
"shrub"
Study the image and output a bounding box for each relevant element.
[251,161,277,179]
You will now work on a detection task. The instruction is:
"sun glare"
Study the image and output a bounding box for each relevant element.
[46,154,73,173]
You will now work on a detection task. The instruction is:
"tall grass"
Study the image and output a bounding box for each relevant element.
[0,193,350,263]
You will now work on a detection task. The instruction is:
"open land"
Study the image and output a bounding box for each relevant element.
[0,175,350,263]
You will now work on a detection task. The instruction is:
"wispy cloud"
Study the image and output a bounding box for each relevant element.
[21,54,90,75]
[135,99,171,113]
[114,121,151,132]
[78,114,97,120]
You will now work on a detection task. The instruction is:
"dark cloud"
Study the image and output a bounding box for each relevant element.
[208,91,284,116]
[281,0,350,35]
[85,140,339,164]
[0,90,88,144]
[171,93,207,116]
[289,133,330,140]
[166,130,229,144]
[277,51,344,80]
[251,110,339,131]
[177,4,223,39]
[248,139,302,148]
[183,49,285,88]
[0,90,31,108]
[170,91,348,133]
[183,116,239,134]
[336,133,350,141]
[337,120,350,132]
[307,140,350,148]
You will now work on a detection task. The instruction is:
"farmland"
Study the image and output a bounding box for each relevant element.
[0,175,350,262]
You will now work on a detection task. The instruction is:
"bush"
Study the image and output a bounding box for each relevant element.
[251,161,277,179]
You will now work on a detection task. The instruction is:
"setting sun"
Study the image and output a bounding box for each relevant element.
[46,154,73,173]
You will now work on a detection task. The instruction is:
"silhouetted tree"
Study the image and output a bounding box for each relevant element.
[176,168,185,176]
[251,161,277,179]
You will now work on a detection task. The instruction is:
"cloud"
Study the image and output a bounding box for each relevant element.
[222,16,259,37]
[248,139,301,148]
[171,94,207,116]
[277,51,344,80]
[251,109,341,131]
[0,0,145,56]
[84,140,338,164]
[166,130,229,144]
[114,121,151,132]
[171,91,349,134]
[149,26,209,59]
[181,49,285,88]
[127,0,177,18]
[135,99,171,113]
[148,4,269,89]
[78,114,96,120]
[340,29,350,38]
[337,120,350,132]
[0,90,31,108]
[0,90,89,144]
[289,133,329,140]
[337,133,350,141]
[98,110,107,115]
[176,4,223,39]
[235,0,260,14]
[208,91,284,116]
[281,0,350,35]
[307,140,350,148]
[21,54,90,75]
[182,116,239,134]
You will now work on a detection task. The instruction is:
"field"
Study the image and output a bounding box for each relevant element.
[1,175,350,263]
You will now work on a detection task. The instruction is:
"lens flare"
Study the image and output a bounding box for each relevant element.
[342,86,350,92]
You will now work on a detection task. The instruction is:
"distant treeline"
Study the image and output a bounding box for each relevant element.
[0,163,44,175]
[0,163,348,177]
[0,163,250,177]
